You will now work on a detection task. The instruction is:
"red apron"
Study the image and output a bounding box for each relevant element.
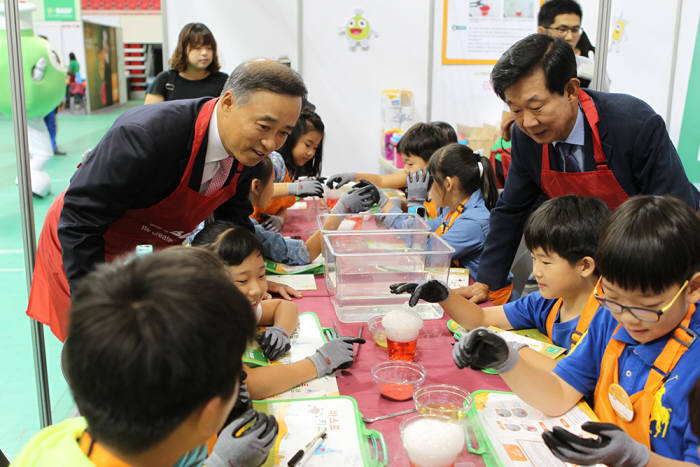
[26,97,241,341]
[540,89,628,210]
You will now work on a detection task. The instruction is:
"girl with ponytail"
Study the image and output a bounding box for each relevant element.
[423,143,497,274]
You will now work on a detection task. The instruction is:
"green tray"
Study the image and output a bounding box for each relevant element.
[254,395,387,466]
[265,259,325,275]
[464,390,510,467]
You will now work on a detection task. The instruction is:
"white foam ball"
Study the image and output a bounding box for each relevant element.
[402,418,465,467]
[382,309,423,342]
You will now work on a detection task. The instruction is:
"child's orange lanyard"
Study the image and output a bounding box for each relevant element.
[435,196,471,237]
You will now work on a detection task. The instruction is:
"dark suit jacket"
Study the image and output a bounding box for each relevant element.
[58,97,254,291]
[477,89,700,289]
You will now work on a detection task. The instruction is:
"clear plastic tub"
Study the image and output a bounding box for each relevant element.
[322,231,454,322]
[316,212,430,234]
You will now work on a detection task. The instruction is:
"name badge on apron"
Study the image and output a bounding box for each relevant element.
[608,383,634,421]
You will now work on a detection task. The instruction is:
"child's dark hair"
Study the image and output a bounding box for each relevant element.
[193,221,265,267]
[595,195,700,293]
[249,153,274,185]
[524,195,610,265]
[427,143,499,210]
[431,121,458,144]
[278,107,324,178]
[397,122,451,163]
[64,247,255,454]
[689,376,700,440]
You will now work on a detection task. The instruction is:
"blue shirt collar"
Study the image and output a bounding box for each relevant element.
[463,188,484,209]
[611,303,700,366]
[553,106,585,148]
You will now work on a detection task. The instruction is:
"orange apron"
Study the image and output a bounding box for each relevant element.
[78,431,130,466]
[78,430,217,465]
[252,171,296,223]
[27,98,241,341]
[592,304,696,448]
[423,199,438,220]
[540,89,629,211]
[435,196,470,267]
[545,289,599,350]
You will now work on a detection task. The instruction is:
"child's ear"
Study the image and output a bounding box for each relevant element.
[197,386,239,439]
[250,178,262,196]
[443,176,455,193]
[577,256,596,278]
[686,272,700,304]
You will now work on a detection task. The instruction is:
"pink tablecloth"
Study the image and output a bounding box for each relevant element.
[281,200,510,465]
[292,294,509,466]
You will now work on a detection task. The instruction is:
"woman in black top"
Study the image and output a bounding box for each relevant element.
[145,23,228,104]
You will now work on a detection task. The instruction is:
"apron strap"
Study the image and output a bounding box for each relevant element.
[545,298,563,341]
[436,196,470,236]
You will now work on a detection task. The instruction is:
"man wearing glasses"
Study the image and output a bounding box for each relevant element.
[537,0,604,89]
[459,33,699,307]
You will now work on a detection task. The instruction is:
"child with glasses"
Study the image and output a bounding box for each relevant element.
[449,194,700,465]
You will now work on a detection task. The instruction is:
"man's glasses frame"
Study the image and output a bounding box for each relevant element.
[545,25,583,36]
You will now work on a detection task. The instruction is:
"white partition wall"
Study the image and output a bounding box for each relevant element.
[163,0,299,76]
[302,1,430,175]
[162,1,698,176]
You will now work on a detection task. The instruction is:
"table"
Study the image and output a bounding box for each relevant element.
[279,200,510,465]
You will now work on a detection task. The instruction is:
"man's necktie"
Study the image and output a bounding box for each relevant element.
[205,157,234,195]
[558,143,581,173]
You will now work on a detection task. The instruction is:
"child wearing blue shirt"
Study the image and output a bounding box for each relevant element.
[391,194,610,352]
[451,195,700,465]
[245,155,347,267]
[363,143,499,276]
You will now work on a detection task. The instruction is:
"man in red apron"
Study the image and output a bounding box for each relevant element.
[460,34,699,306]
[26,59,307,341]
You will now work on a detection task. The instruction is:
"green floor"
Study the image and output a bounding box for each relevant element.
[0,101,141,460]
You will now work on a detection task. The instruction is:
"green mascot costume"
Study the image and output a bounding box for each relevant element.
[0,3,67,197]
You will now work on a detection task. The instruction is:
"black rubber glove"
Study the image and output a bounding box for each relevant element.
[256,326,291,361]
[542,422,650,467]
[452,327,525,373]
[390,280,450,307]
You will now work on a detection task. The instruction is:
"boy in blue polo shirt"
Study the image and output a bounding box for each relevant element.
[451,195,700,465]
[391,195,610,352]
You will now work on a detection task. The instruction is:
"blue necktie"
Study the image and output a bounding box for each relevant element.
[558,143,581,173]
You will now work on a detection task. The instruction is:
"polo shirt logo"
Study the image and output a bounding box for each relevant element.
[650,375,678,438]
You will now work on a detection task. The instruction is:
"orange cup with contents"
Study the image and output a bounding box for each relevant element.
[382,309,423,361]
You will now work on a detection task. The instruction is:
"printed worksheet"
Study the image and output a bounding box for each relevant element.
[256,397,369,467]
[448,267,471,288]
[267,273,318,290]
[472,391,602,466]
[487,326,566,359]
